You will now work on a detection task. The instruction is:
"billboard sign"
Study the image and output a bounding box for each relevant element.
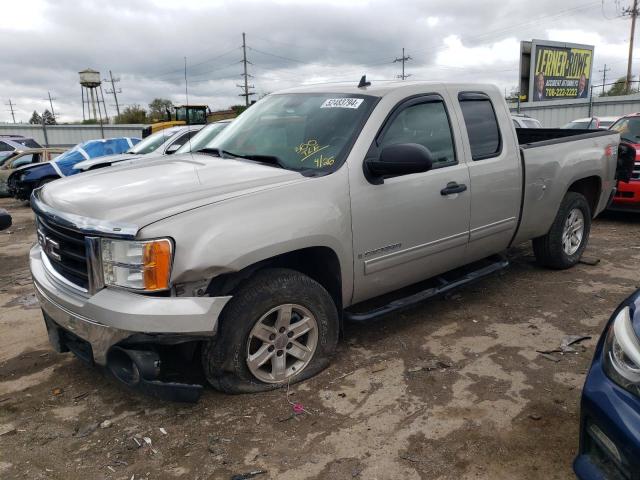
[528,40,594,102]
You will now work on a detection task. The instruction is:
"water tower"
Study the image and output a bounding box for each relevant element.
[79,68,109,122]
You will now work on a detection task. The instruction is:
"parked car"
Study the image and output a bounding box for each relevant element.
[562,116,619,130]
[608,113,640,211]
[173,119,232,155]
[0,136,42,160]
[573,289,640,479]
[7,137,140,200]
[0,147,67,197]
[73,126,203,172]
[511,114,542,128]
[29,81,632,401]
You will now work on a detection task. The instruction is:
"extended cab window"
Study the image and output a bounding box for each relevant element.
[459,94,501,160]
[380,101,456,168]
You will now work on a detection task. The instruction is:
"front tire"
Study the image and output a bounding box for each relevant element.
[532,191,591,269]
[202,268,339,393]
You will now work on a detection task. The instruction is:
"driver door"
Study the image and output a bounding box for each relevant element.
[349,94,471,304]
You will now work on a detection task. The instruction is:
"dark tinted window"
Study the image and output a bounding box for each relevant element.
[170,130,199,150]
[610,116,640,143]
[459,97,501,160]
[0,142,12,152]
[16,139,41,148]
[380,101,456,168]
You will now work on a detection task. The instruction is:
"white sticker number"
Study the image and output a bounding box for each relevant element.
[321,98,364,109]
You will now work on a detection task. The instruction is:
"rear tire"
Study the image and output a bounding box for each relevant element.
[532,191,591,269]
[202,268,339,394]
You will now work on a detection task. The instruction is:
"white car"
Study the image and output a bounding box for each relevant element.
[73,125,203,172]
[511,115,542,128]
[562,116,619,130]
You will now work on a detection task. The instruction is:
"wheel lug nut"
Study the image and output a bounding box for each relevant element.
[276,350,284,356]
[269,333,276,341]
[287,331,293,338]
[279,327,286,333]
[268,345,275,352]
[286,343,292,349]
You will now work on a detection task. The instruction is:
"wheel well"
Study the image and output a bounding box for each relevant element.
[568,176,601,216]
[207,246,343,314]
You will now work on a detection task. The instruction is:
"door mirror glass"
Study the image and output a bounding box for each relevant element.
[365,143,433,182]
[165,143,181,154]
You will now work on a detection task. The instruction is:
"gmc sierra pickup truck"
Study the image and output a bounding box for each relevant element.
[29,80,635,400]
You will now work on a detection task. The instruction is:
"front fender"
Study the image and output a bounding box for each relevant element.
[139,168,354,305]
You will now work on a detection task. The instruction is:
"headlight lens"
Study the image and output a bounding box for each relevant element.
[603,306,640,396]
[101,238,173,291]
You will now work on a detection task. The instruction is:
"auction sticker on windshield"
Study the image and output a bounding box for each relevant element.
[321,98,363,109]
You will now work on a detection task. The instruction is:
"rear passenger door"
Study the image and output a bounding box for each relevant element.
[350,94,471,303]
[450,89,522,262]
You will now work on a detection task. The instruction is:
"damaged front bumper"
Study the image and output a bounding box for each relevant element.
[30,244,231,400]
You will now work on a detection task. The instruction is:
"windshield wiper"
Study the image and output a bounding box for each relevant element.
[193,148,286,169]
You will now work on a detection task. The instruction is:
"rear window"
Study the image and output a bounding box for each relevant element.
[562,121,590,129]
[522,119,541,128]
[610,117,640,143]
[16,139,41,148]
[459,95,501,160]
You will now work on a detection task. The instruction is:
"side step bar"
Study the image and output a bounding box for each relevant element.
[344,255,509,322]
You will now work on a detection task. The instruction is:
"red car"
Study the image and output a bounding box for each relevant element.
[609,113,640,211]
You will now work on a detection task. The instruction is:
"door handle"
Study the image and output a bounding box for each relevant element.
[440,182,467,196]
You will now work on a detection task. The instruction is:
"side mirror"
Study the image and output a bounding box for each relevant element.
[365,143,433,183]
[165,143,181,154]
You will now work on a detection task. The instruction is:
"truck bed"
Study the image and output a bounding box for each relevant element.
[516,128,617,147]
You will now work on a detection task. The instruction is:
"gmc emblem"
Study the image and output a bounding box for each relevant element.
[38,230,61,261]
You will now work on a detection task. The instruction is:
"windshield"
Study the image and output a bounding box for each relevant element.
[199,93,375,172]
[522,119,541,128]
[610,117,640,143]
[129,129,177,154]
[176,122,229,154]
[15,138,41,148]
[599,120,615,128]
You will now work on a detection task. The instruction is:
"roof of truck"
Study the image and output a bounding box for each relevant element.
[276,80,498,96]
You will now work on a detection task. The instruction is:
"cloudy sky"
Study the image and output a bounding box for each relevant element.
[0,0,637,123]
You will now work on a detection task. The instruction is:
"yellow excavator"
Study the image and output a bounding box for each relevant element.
[142,105,209,137]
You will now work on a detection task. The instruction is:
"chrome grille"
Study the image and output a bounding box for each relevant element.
[633,161,640,180]
[37,215,89,289]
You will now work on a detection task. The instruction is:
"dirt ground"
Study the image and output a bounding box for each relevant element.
[1,197,639,480]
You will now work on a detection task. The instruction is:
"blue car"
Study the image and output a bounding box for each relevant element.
[574,289,640,479]
[7,137,139,200]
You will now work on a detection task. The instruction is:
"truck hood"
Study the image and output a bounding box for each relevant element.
[40,153,308,228]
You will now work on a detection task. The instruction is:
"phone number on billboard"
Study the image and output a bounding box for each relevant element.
[545,87,578,97]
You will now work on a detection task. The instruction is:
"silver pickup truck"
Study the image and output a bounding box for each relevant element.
[29,81,634,400]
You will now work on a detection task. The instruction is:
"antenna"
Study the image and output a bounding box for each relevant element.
[184,56,194,155]
[393,48,412,80]
[358,75,371,88]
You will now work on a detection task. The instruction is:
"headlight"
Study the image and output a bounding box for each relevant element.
[603,306,640,396]
[101,238,173,291]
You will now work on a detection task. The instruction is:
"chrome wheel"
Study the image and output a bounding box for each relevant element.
[562,207,584,256]
[246,303,318,384]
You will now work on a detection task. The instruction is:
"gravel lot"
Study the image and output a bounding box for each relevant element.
[1,197,639,480]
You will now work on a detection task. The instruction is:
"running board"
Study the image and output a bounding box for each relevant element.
[344,255,509,322]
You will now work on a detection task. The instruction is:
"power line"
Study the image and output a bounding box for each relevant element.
[104,70,122,117]
[238,32,255,107]
[394,48,412,80]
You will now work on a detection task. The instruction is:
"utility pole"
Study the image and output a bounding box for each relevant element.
[46,91,56,118]
[599,64,611,95]
[623,0,639,93]
[104,70,122,117]
[237,32,255,107]
[5,99,16,123]
[394,48,412,80]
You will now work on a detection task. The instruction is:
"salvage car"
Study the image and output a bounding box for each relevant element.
[574,289,640,479]
[28,81,634,401]
[562,116,619,130]
[608,113,640,211]
[7,137,139,200]
[0,147,66,197]
[0,135,42,160]
[73,126,202,172]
